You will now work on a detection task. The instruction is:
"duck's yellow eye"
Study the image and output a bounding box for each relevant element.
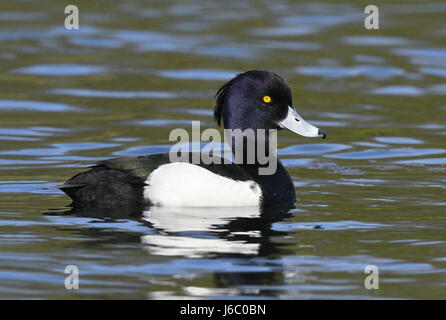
[263,95,272,103]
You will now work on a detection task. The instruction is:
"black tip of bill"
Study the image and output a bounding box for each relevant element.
[318,129,326,139]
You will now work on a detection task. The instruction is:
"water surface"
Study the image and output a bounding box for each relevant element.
[0,0,445,299]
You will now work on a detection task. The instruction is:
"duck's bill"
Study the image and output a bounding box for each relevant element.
[278,106,326,139]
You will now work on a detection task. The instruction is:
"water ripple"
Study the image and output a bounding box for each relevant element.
[393,48,446,67]
[375,137,423,145]
[394,158,446,165]
[343,36,410,46]
[327,147,446,160]
[49,88,178,99]
[0,99,81,112]
[0,142,119,156]
[297,65,404,79]
[11,64,108,76]
[279,143,351,155]
[371,86,424,96]
[155,69,238,81]
[272,220,389,231]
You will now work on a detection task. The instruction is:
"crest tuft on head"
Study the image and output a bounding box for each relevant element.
[214,73,241,126]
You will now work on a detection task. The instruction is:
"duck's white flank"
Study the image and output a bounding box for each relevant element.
[144,162,262,207]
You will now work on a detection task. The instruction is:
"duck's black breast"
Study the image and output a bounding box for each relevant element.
[239,160,296,207]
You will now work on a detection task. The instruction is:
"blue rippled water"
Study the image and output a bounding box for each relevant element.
[0,0,445,300]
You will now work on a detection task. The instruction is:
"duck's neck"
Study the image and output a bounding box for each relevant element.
[226,128,277,169]
[224,127,295,205]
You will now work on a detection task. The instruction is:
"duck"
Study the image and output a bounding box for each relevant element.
[59,70,326,208]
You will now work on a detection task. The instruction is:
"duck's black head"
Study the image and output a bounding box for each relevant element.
[214,70,326,138]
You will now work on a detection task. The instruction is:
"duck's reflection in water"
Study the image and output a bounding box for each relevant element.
[141,205,292,258]
[141,205,304,299]
[45,204,304,298]
[45,204,293,258]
